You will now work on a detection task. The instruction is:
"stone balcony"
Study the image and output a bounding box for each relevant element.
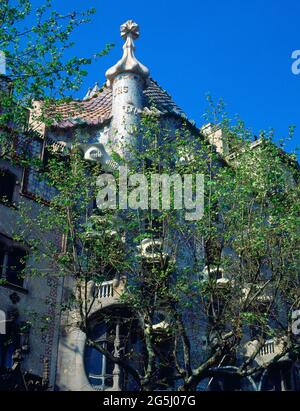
[244,338,288,366]
[203,267,275,303]
[84,277,126,316]
[95,277,126,309]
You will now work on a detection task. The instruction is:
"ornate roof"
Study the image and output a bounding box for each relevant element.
[49,79,186,129]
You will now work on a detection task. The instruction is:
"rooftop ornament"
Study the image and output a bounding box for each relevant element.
[105,20,150,88]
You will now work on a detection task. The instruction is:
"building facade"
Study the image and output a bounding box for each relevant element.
[0,74,63,390]
[0,20,299,391]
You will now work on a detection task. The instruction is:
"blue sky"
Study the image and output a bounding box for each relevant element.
[38,0,300,155]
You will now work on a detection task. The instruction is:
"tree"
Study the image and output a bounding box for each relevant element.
[0,0,112,159]
[0,0,112,391]
[16,100,300,391]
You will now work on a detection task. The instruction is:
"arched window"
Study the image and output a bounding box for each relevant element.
[0,169,16,204]
[84,313,142,391]
[84,321,115,389]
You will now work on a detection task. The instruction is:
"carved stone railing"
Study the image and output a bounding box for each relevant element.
[98,280,114,299]
[244,338,287,366]
[259,339,276,357]
[95,278,126,309]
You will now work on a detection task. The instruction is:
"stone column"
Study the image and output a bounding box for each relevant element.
[57,325,93,391]
[112,319,121,391]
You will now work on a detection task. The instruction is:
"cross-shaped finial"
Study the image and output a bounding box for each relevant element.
[120,20,140,40]
[105,20,149,88]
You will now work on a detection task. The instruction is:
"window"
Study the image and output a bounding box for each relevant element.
[0,336,17,369]
[6,248,27,287]
[0,169,16,204]
[0,310,20,370]
[0,235,27,288]
[207,366,253,391]
[22,139,57,202]
[84,315,140,391]
[84,321,116,389]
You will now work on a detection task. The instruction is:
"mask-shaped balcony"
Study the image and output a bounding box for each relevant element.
[137,238,168,263]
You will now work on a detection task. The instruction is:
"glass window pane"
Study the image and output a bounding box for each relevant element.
[84,345,104,388]
[6,248,26,287]
[85,321,116,388]
[90,322,107,340]
[5,343,15,368]
[0,242,5,276]
[0,170,15,202]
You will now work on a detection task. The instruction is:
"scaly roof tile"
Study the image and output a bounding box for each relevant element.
[49,79,185,129]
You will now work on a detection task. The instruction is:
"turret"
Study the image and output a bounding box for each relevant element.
[105,20,149,157]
